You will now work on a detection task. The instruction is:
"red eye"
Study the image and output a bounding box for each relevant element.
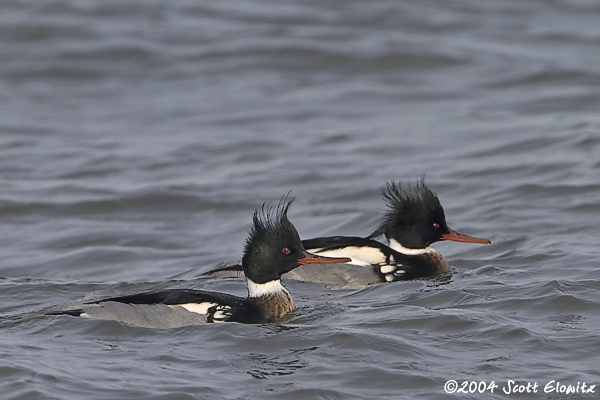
[282,247,291,254]
[433,223,440,228]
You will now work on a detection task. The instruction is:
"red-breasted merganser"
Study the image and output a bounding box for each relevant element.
[206,181,490,286]
[14,198,350,327]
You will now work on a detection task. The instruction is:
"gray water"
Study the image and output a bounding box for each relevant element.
[1,0,600,399]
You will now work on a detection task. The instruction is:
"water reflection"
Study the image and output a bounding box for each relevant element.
[236,347,319,380]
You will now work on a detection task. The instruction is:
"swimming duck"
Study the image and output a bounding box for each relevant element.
[17,198,350,327]
[207,181,490,286]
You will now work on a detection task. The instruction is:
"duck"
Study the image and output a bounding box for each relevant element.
[206,181,490,286]
[14,198,350,328]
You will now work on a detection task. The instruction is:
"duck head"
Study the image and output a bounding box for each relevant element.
[242,197,351,284]
[369,180,490,250]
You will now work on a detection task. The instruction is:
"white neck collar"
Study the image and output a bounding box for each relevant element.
[246,279,288,297]
[388,238,437,255]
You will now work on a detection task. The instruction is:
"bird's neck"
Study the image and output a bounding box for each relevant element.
[388,238,437,255]
[246,278,295,323]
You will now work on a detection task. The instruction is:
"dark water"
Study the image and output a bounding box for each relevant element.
[1,0,600,398]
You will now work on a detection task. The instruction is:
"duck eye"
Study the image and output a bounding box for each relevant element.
[282,247,291,255]
[433,223,440,228]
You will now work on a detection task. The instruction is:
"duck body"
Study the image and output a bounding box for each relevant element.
[210,236,446,286]
[301,235,447,282]
[206,180,490,286]
[47,287,292,328]
[15,198,350,327]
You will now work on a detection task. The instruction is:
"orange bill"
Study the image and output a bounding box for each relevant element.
[440,228,491,244]
[298,251,352,265]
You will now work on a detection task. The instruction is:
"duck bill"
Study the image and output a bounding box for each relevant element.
[441,228,491,244]
[297,251,351,265]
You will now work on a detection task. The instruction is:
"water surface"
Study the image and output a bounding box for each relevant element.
[1,0,600,399]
